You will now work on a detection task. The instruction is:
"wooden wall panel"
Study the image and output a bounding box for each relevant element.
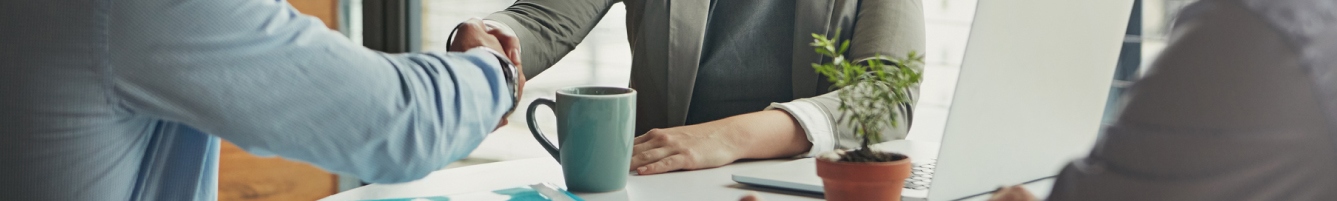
[219,1,341,201]
[219,142,337,201]
[288,0,340,30]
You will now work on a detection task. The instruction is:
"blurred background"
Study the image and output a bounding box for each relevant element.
[221,0,1194,200]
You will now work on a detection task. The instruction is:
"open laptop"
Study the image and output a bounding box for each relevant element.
[732,0,1135,200]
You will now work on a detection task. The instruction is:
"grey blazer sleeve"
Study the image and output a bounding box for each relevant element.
[485,0,623,78]
[779,0,926,152]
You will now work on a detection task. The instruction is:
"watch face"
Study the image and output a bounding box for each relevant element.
[494,54,521,105]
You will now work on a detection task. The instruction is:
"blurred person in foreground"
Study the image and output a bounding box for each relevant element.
[1042,0,1337,199]
[752,0,1337,200]
[456,0,926,175]
[0,0,526,200]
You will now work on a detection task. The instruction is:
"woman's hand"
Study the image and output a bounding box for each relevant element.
[988,185,1038,201]
[448,19,506,54]
[739,192,764,201]
[629,120,746,175]
[629,110,812,175]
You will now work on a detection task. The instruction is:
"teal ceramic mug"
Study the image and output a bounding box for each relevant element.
[526,86,636,192]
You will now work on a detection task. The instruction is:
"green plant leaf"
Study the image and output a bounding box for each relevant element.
[839,41,850,55]
[814,48,831,56]
[809,33,924,151]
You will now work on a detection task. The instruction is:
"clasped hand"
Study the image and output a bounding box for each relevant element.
[447,18,525,129]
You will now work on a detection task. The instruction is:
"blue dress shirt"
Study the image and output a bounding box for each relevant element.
[0,0,513,200]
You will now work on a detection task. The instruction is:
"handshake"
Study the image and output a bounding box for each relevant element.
[448,18,521,66]
[448,18,526,128]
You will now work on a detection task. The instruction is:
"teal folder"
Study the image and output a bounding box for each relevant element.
[360,183,583,201]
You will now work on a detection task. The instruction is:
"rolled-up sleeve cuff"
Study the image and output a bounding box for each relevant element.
[460,47,516,117]
[766,100,835,158]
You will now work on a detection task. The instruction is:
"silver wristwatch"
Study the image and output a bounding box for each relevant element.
[476,48,521,116]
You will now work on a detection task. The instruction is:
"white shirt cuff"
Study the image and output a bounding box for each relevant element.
[766,100,835,158]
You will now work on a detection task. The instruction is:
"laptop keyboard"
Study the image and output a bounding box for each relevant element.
[905,161,935,190]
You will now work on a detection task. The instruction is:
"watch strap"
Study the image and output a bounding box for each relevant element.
[475,48,522,117]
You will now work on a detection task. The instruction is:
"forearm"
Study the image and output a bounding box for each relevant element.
[629,107,813,174]
[112,0,516,183]
[201,50,513,183]
[716,110,813,159]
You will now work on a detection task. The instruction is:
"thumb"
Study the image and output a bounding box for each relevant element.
[494,118,508,132]
[739,192,763,201]
[487,28,522,68]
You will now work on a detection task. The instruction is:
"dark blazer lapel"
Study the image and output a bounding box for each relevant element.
[629,0,671,134]
[665,0,709,127]
[792,0,834,99]
[792,0,859,98]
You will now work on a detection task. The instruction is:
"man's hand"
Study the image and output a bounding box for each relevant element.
[988,185,1038,201]
[630,110,812,175]
[483,19,524,106]
[448,18,525,130]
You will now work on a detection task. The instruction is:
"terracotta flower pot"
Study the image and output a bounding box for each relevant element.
[816,153,912,201]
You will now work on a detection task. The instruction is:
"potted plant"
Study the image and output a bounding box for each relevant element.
[809,32,923,201]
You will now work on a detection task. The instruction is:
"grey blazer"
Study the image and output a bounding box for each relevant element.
[487,0,925,153]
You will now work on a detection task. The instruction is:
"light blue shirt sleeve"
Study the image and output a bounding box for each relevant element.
[110,0,512,183]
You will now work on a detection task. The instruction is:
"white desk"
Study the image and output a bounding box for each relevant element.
[320,157,826,201]
[320,140,1055,201]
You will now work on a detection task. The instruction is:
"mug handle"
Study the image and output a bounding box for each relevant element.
[527,98,561,162]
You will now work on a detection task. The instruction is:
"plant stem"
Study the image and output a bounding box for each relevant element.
[859,124,873,155]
